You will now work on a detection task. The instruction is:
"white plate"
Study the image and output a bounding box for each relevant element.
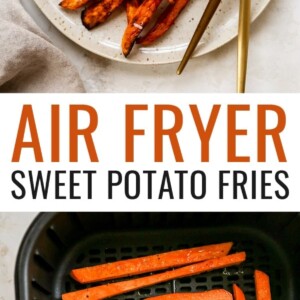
[33,0,270,64]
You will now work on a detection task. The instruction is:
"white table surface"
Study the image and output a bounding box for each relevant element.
[20,0,300,93]
[0,213,38,299]
[0,0,300,299]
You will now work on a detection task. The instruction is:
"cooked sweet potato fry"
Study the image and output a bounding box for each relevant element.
[121,0,163,56]
[59,0,91,10]
[62,252,246,300]
[145,290,233,300]
[138,0,190,45]
[71,242,233,284]
[233,284,246,300]
[82,0,125,30]
[254,270,272,300]
[126,0,141,24]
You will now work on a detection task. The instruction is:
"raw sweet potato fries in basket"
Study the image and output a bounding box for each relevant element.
[59,0,190,57]
[61,242,272,300]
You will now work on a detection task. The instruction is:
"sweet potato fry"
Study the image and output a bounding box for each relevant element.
[121,0,163,56]
[138,0,190,45]
[62,252,246,300]
[254,270,272,300]
[126,0,141,24]
[233,284,246,300]
[59,0,92,10]
[82,0,125,30]
[71,242,233,284]
[145,290,233,300]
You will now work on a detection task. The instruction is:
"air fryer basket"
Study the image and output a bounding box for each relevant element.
[15,213,300,300]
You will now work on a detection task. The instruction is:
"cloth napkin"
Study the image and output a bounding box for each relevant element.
[0,0,85,92]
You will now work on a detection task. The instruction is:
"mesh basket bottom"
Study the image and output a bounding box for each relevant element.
[50,227,287,300]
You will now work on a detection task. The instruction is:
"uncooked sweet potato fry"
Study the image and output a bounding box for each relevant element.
[62,252,246,300]
[254,270,272,300]
[71,242,233,284]
[233,284,246,300]
[59,0,92,10]
[121,0,163,56]
[138,0,190,45]
[126,0,141,24]
[82,0,125,30]
[145,290,233,300]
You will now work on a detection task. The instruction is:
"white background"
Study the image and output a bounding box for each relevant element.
[0,94,299,212]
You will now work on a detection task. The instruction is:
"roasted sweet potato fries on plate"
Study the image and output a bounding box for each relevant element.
[59,0,191,56]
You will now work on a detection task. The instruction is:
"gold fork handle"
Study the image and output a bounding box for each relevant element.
[177,0,222,75]
[237,0,251,93]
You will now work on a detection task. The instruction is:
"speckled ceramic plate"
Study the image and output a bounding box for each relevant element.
[33,0,270,64]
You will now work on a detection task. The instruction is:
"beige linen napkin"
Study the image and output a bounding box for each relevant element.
[0,0,85,92]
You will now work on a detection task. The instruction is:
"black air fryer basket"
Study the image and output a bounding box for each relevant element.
[15,213,300,300]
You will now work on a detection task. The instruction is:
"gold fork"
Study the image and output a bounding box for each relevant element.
[177,0,222,75]
[237,0,251,93]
